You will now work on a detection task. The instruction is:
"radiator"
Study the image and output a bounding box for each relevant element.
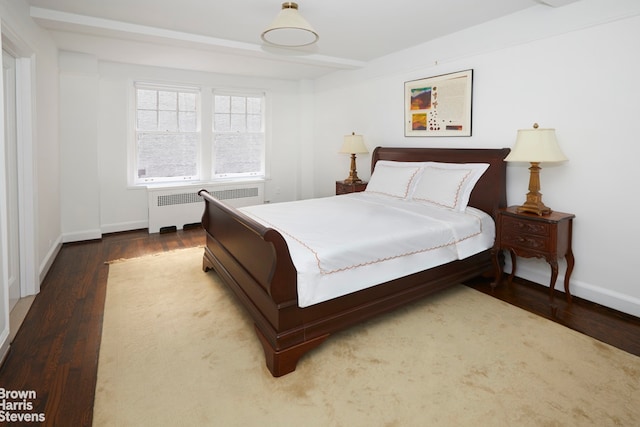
[147,182,264,233]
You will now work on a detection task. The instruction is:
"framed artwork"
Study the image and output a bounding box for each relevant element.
[405,69,473,137]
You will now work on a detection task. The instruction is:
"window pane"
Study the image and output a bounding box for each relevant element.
[247,114,262,132]
[212,92,265,178]
[134,84,201,183]
[214,95,230,113]
[230,96,246,113]
[158,91,177,110]
[179,92,196,111]
[179,112,197,132]
[137,133,198,179]
[158,111,178,131]
[230,114,246,132]
[213,113,230,132]
[137,89,157,109]
[137,110,157,131]
[213,133,263,175]
[247,97,261,114]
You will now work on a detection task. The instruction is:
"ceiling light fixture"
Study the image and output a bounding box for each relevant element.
[261,2,319,47]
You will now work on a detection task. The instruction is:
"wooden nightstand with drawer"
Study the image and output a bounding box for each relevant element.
[492,206,575,302]
[336,180,367,195]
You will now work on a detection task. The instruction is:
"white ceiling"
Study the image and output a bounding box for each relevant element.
[27,0,575,80]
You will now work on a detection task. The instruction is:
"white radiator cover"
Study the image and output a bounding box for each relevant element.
[147,182,264,233]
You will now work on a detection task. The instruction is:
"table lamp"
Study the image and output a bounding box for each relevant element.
[505,123,568,216]
[339,132,368,184]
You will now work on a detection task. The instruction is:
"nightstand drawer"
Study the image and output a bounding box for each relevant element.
[502,215,550,237]
[501,232,548,251]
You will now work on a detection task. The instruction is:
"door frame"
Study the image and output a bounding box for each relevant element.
[3,48,19,309]
[2,24,38,298]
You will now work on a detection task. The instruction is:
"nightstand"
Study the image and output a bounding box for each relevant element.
[336,180,367,195]
[492,206,575,302]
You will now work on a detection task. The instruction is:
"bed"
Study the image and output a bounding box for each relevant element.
[198,147,509,377]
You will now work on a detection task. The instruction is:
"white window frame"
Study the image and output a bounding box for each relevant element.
[132,82,201,185]
[212,90,266,180]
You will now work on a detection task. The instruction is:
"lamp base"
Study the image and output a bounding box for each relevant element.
[516,161,552,216]
[516,200,552,216]
[343,153,362,184]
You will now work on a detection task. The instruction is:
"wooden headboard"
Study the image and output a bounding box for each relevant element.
[371,147,510,217]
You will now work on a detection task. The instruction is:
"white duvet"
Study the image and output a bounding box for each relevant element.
[240,192,495,307]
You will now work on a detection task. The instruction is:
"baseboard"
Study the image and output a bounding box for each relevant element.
[39,236,63,285]
[61,222,149,243]
[101,220,148,235]
[511,263,640,318]
[62,229,102,243]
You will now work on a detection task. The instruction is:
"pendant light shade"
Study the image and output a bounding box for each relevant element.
[261,2,319,47]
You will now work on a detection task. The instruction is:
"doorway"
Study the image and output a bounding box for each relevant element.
[1,29,38,343]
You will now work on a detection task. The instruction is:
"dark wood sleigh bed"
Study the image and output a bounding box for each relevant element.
[198,147,509,377]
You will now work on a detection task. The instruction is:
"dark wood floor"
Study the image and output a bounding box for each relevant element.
[1,227,639,426]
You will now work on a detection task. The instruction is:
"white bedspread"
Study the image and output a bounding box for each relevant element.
[240,193,495,307]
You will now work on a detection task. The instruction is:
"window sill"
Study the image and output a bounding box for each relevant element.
[128,177,267,191]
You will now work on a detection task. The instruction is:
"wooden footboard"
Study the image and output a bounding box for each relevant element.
[198,189,311,375]
[198,147,509,377]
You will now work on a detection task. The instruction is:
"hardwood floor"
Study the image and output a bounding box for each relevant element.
[1,227,639,426]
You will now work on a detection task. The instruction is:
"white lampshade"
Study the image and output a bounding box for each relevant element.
[340,132,368,154]
[261,2,319,47]
[505,125,568,163]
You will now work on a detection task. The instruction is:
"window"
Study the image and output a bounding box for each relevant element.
[212,92,265,178]
[131,83,267,185]
[134,83,200,183]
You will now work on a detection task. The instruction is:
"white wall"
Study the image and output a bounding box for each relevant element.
[59,52,101,241]
[313,0,640,316]
[59,58,312,238]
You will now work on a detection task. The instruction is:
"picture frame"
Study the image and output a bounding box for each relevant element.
[405,69,473,137]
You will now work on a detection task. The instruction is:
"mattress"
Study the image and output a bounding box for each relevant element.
[240,192,495,307]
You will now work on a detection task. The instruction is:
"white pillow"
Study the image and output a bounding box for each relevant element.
[411,162,489,211]
[365,161,423,199]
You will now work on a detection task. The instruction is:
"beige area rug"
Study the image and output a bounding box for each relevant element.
[94,247,640,427]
